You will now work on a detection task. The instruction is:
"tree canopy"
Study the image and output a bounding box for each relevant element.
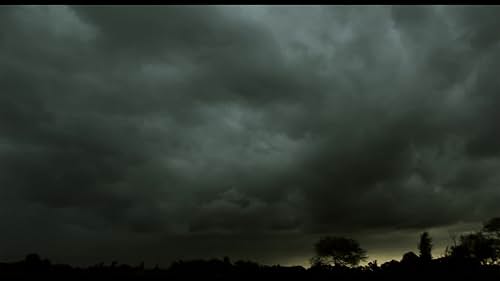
[483,217,500,237]
[312,236,367,267]
[418,232,433,262]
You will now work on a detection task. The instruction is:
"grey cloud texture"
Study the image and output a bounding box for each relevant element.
[1,5,500,265]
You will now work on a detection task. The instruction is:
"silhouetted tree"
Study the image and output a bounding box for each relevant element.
[449,232,497,265]
[482,217,500,264]
[418,231,432,262]
[137,261,145,271]
[381,259,399,271]
[24,253,42,270]
[483,217,500,234]
[401,251,420,266]
[312,236,367,267]
[365,260,379,272]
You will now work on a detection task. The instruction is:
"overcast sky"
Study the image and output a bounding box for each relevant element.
[1,5,500,267]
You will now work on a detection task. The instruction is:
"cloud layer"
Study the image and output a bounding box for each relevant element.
[1,5,500,265]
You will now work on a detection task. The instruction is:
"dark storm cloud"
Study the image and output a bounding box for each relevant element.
[1,5,500,265]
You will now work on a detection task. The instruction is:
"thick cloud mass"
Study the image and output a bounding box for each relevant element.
[1,5,500,265]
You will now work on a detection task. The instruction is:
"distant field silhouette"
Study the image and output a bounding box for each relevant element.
[1,253,500,281]
[1,217,499,280]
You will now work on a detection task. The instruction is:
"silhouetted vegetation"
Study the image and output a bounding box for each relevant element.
[2,218,500,280]
[311,236,367,267]
[483,217,500,236]
[418,231,432,262]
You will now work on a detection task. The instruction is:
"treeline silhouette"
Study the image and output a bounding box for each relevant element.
[1,217,499,280]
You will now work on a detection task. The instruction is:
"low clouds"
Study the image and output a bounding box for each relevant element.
[1,5,500,265]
